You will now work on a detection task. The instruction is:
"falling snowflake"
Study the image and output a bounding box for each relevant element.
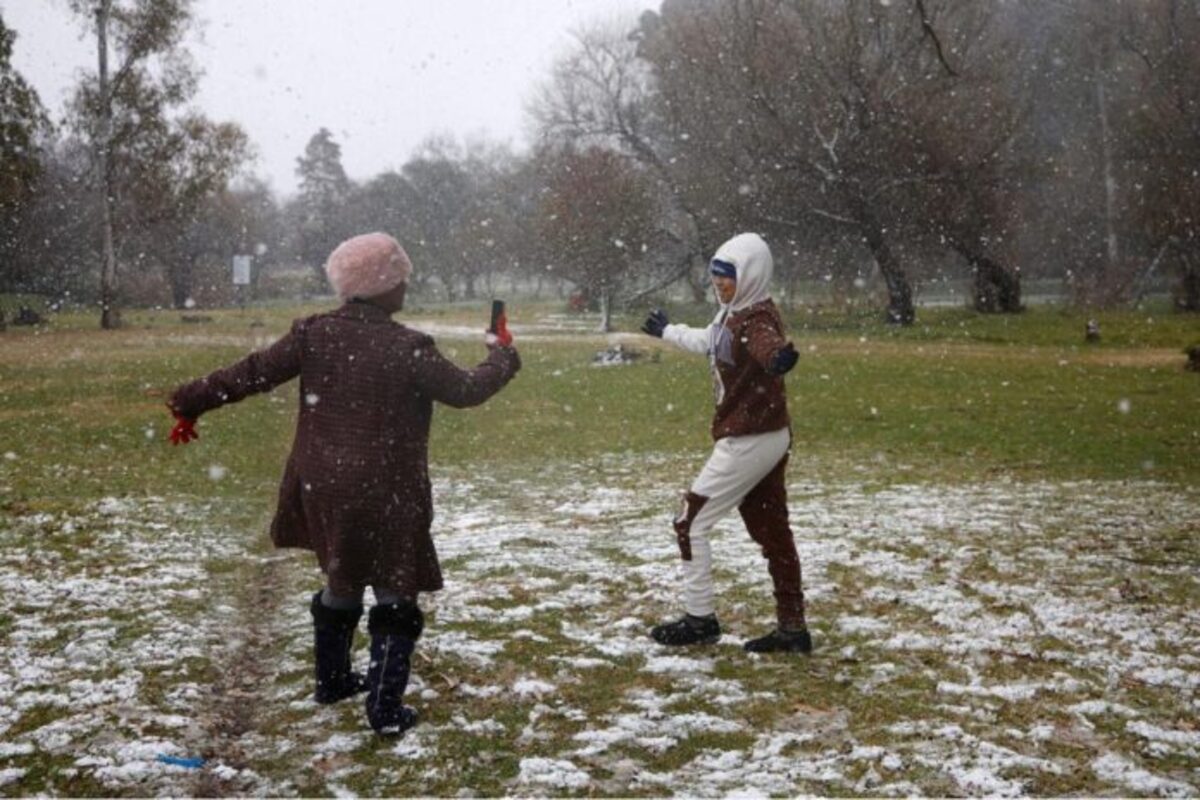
[208,464,228,481]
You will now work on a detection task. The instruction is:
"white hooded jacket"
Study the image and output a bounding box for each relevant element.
[662,232,776,403]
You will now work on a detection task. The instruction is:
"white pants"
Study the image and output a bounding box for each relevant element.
[678,428,791,617]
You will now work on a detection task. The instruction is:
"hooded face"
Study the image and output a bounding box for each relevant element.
[711,274,737,304]
[710,232,774,312]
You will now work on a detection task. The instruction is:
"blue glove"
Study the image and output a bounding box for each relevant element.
[641,309,669,338]
[768,342,798,375]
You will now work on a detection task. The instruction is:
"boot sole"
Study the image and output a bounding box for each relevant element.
[651,633,721,646]
[743,642,813,654]
[372,708,419,737]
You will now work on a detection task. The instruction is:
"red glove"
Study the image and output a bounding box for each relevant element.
[486,313,513,348]
[168,409,198,446]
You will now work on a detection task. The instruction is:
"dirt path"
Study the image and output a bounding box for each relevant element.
[190,552,295,796]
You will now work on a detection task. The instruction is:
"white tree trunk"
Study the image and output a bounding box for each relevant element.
[1095,64,1121,283]
[598,289,612,333]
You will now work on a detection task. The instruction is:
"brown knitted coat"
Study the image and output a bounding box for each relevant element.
[170,302,520,596]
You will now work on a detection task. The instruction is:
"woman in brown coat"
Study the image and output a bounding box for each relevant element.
[168,232,520,735]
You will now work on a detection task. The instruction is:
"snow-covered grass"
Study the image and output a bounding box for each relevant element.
[1,461,1196,796]
[0,302,1196,795]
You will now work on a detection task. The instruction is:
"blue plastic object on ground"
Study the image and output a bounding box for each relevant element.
[157,754,205,769]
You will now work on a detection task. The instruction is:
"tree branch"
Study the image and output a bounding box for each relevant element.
[619,256,695,305]
[914,0,959,77]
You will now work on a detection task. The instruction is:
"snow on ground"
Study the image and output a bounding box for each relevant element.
[0,460,1197,795]
[0,497,254,795]
[150,311,637,350]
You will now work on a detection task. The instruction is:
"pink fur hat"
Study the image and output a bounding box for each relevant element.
[324,232,413,300]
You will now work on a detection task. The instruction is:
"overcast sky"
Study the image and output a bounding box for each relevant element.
[2,0,655,196]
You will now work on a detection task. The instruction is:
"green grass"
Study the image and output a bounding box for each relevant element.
[0,301,1195,507]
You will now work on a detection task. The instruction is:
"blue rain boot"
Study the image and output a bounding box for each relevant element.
[365,599,423,736]
[310,592,366,704]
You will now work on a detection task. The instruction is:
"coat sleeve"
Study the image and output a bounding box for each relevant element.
[169,321,305,419]
[412,336,521,409]
[742,315,790,370]
[662,323,712,355]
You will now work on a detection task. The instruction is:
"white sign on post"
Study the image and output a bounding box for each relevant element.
[232,255,252,286]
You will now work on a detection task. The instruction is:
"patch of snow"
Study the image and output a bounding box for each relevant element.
[642,655,715,674]
[512,678,556,697]
[517,756,590,790]
[1092,752,1194,796]
[0,768,26,787]
[1126,721,1200,750]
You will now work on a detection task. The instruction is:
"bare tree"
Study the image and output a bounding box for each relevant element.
[535,146,658,332]
[1120,0,1200,311]
[636,0,1031,321]
[67,0,246,325]
[901,1,1028,312]
[636,0,927,323]
[399,137,477,302]
[530,18,713,303]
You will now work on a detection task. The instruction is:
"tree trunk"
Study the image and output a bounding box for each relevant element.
[599,288,612,333]
[1129,240,1172,306]
[170,258,195,309]
[1094,62,1122,297]
[96,0,121,330]
[686,253,708,304]
[1179,252,1200,312]
[853,199,915,325]
[954,242,1022,313]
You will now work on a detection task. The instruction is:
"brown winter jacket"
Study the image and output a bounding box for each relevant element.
[169,301,520,596]
[711,298,791,440]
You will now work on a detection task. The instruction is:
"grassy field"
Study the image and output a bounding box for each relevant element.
[0,300,1197,796]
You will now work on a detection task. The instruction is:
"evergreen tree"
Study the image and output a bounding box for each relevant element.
[295,127,353,283]
[0,13,50,293]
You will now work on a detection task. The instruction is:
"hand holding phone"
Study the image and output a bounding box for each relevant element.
[486,299,513,347]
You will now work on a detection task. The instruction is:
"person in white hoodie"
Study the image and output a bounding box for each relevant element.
[640,232,811,653]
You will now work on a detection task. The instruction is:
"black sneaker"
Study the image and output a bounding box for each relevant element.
[744,628,813,654]
[650,614,721,645]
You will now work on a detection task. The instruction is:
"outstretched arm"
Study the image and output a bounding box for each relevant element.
[412,336,521,409]
[662,322,712,355]
[743,317,798,375]
[641,308,712,355]
[169,321,304,420]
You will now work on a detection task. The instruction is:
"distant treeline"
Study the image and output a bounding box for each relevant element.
[1,0,1197,329]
